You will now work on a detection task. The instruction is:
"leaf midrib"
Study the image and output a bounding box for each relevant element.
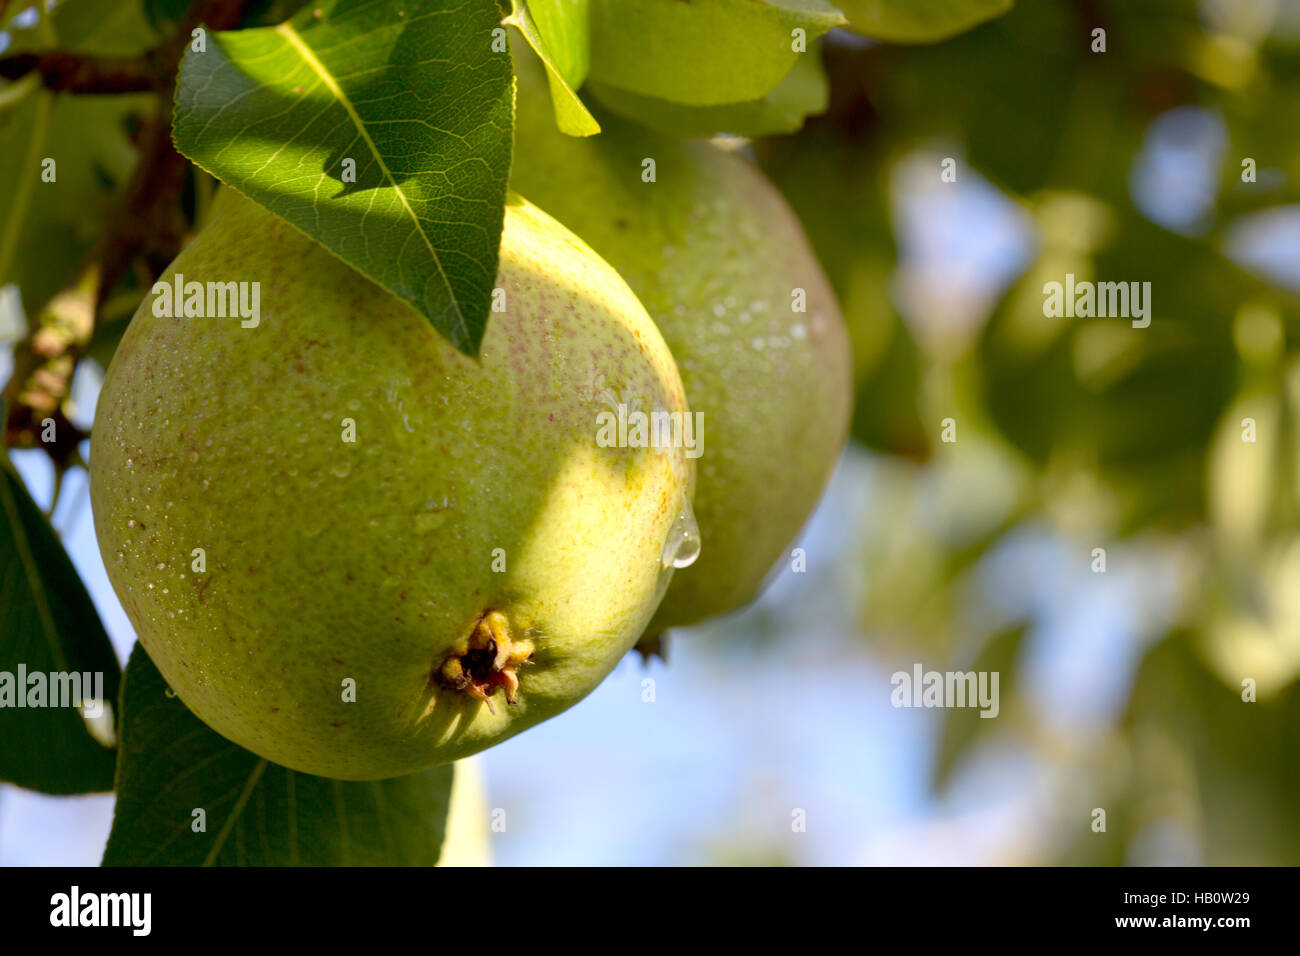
[202,757,269,865]
[272,21,468,345]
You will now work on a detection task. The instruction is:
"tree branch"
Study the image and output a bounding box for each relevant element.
[0,0,251,96]
[0,51,170,93]
[1,0,253,463]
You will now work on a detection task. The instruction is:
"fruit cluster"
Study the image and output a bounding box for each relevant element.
[89,57,850,780]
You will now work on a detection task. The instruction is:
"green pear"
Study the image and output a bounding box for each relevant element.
[511,50,852,634]
[90,189,694,780]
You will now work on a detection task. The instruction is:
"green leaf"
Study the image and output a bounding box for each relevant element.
[848,317,930,458]
[172,0,514,356]
[0,443,121,794]
[866,0,1154,205]
[3,0,161,56]
[977,205,1255,535]
[587,50,829,138]
[931,623,1028,791]
[587,0,844,107]
[103,644,455,866]
[0,90,152,313]
[838,0,1013,42]
[1119,632,1300,864]
[518,0,588,87]
[506,0,600,136]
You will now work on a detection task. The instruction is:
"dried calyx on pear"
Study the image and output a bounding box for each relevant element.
[439,611,534,713]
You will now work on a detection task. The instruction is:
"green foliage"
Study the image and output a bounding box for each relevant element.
[0,430,120,794]
[586,0,843,106]
[5,0,1300,866]
[172,0,513,356]
[3,0,160,56]
[754,0,1300,866]
[104,645,454,865]
[0,90,152,313]
[977,210,1246,530]
[931,623,1027,791]
[587,50,829,138]
[506,0,599,136]
[839,0,1014,43]
[1118,632,1300,865]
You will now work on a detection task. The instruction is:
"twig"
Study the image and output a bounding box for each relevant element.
[1,0,253,468]
[0,0,251,96]
[0,51,170,93]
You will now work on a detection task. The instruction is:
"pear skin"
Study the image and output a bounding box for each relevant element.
[91,190,693,779]
[511,50,852,632]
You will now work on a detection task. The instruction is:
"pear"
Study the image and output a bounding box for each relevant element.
[511,51,852,634]
[90,189,694,780]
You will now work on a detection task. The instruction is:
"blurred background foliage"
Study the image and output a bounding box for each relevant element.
[2,0,1300,865]
[752,0,1300,864]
